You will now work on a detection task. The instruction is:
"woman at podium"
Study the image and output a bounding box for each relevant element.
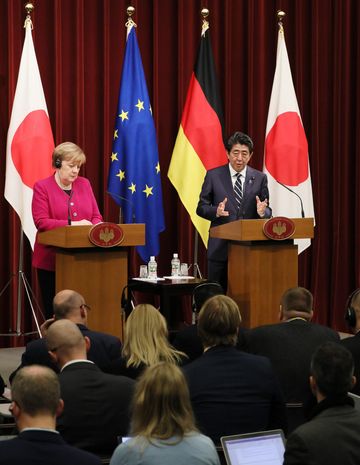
[32,142,102,318]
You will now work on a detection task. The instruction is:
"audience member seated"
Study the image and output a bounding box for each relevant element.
[341,288,360,395]
[110,362,220,465]
[46,320,135,455]
[173,282,223,361]
[0,365,101,465]
[106,304,186,379]
[173,283,249,362]
[244,287,339,430]
[284,342,360,465]
[10,289,122,381]
[183,295,287,444]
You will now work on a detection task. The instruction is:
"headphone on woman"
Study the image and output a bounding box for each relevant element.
[345,289,360,328]
[55,158,62,168]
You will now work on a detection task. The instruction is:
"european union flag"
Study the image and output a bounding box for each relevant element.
[107,25,165,263]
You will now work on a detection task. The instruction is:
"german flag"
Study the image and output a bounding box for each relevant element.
[168,23,227,247]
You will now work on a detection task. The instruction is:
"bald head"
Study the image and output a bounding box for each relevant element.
[53,289,87,321]
[12,365,60,417]
[47,320,87,366]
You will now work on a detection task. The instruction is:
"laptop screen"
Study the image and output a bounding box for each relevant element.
[348,392,360,411]
[221,429,285,465]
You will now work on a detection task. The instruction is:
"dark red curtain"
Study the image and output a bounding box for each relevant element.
[1,0,360,345]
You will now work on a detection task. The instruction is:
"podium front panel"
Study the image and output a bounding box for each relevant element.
[56,248,126,338]
[227,242,298,328]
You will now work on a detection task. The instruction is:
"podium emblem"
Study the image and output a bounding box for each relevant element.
[263,217,295,240]
[89,222,124,247]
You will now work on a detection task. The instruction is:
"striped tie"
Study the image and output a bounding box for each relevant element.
[234,173,243,208]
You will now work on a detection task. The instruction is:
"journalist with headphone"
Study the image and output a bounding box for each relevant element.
[341,288,360,395]
[32,142,102,319]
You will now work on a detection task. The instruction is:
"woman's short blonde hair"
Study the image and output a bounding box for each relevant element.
[52,142,86,168]
[122,304,185,367]
[131,362,197,440]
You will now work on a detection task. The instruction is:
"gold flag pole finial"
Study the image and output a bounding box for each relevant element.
[201,8,209,37]
[24,2,34,29]
[126,5,137,29]
[277,10,285,34]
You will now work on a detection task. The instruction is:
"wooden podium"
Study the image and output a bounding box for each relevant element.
[38,224,145,337]
[210,218,314,328]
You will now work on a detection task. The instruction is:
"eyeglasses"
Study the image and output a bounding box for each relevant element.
[80,303,91,311]
[229,150,251,159]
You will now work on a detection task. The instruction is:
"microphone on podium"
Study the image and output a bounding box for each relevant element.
[106,191,136,223]
[275,180,305,218]
[67,190,74,225]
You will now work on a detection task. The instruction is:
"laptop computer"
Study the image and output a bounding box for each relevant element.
[348,391,360,411]
[220,429,285,465]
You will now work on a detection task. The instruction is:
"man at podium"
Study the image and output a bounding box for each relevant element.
[197,131,272,291]
[32,142,102,318]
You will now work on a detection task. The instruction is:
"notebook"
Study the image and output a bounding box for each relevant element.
[220,429,285,465]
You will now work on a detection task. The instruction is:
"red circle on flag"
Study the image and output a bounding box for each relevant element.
[11,110,54,188]
[265,112,308,186]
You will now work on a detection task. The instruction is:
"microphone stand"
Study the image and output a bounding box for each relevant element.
[119,205,123,224]
[276,180,305,218]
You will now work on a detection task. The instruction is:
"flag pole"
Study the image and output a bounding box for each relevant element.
[192,7,210,280]
[0,1,43,338]
[277,9,285,32]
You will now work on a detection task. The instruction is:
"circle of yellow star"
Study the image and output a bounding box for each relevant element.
[119,110,129,121]
[143,184,153,197]
[135,99,145,112]
[111,152,118,162]
[128,183,136,194]
[116,170,125,181]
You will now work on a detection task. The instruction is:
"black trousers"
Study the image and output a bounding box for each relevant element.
[37,268,55,319]
[208,260,228,293]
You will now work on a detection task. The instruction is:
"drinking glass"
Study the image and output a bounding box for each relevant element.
[139,265,148,278]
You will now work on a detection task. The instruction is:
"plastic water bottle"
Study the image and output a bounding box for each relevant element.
[148,256,158,279]
[171,253,181,276]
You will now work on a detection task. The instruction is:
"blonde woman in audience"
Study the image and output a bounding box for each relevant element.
[110,362,220,465]
[107,304,186,378]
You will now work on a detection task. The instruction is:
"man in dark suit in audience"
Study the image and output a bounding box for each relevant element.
[183,295,286,444]
[341,288,360,395]
[173,282,248,362]
[245,287,340,404]
[172,282,224,361]
[47,319,134,455]
[284,342,360,465]
[0,365,101,465]
[10,289,121,380]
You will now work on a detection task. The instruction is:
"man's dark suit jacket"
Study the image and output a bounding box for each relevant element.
[173,325,249,362]
[10,323,122,381]
[245,319,340,403]
[0,430,101,465]
[196,164,272,261]
[340,333,360,395]
[183,345,286,444]
[57,361,134,455]
[284,403,360,465]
